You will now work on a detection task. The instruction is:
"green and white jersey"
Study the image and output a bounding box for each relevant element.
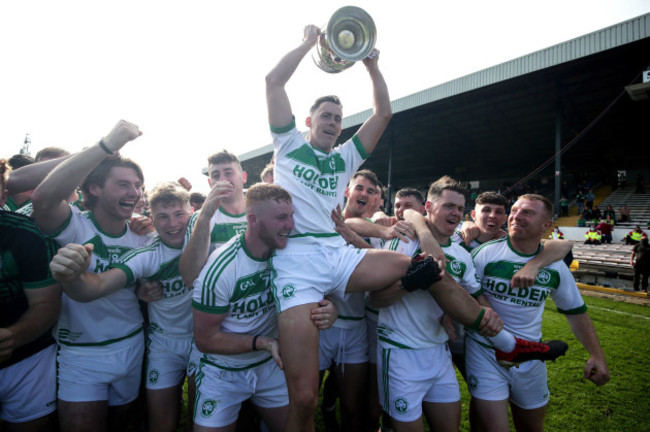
[451,229,482,253]
[111,236,191,338]
[52,210,154,347]
[442,238,482,296]
[271,118,368,246]
[471,236,586,343]
[16,200,84,218]
[2,197,29,212]
[184,207,247,256]
[377,238,449,349]
[192,234,276,369]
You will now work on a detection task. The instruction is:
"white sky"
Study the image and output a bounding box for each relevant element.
[2,0,649,193]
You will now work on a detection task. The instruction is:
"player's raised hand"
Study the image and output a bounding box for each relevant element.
[50,243,94,282]
[202,180,234,218]
[303,25,320,46]
[102,120,142,153]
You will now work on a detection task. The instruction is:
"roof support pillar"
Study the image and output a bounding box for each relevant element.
[554,108,562,218]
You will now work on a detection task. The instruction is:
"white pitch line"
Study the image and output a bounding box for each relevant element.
[587,305,650,320]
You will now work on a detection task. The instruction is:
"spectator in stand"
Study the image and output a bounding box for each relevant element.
[625,226,647,245]
[575,189,585,216]
[189,192,206,212]
[603,205,616,221]
[585,189,595,210]
[597,218,614,245]
[577,214,587,227]
[592,206,602,222]
[549,226,565,240]
[619,204,631,223]
[630,237,649,293]
[585,225,602,245]
[583,206,594,223]
[560,196,569,217]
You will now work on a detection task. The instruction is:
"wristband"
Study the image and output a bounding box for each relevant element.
[98,139,114,155]
[252,334,260,351]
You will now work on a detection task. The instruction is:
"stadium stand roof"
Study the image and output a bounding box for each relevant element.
[240,13,650,194]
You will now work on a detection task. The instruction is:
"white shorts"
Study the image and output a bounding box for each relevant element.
[465,337,549,409]
[145,332,192,390]
[187,339,201,377]
[0,345,57,423]
[366,313,378,365]
[269,242,367,313]
[319,325,369,370]
[193,358,288,428]
[378,344,460,423]
[57,334,145,406]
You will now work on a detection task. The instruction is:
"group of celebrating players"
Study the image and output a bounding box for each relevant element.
[1,24,609,432]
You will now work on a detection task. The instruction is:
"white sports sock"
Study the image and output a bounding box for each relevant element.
[487,330,516,352]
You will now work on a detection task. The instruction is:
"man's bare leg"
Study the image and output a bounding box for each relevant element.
[146,385,182,432]
[510,402,546,432]
[4,412,58,432]
[472,398,510,432]
[422,401,461,432]
[278,303,320,432]
[256,405,290,432]
[334,361,368,431]
[58,400,108,432]
[348,250,488,329]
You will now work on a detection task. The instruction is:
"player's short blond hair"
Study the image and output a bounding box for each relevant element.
[245,182,292,211]
[517,194,553,219]
[148,181,190,209]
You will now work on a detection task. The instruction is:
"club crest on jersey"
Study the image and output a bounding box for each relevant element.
[201,400,217,418]
[394,397,409,413]
[449,260,462,275]
[148,369,159,384]
[536,270,552,284]
[281,284,295,299]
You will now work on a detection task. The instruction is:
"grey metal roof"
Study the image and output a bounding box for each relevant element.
[340,13,650,129]
[241,13,650,192]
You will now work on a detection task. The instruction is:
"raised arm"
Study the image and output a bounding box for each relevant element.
[49,243,128,302]
[354,51,392,154]
[32,120,141,235]
[511,240,573,288]
[178,181,233,287]
[266,25,319,129]
[6,155,70,195]
[565,312,610,386]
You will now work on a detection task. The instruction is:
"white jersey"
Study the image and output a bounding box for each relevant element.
[451,229,482,253]
[184,207,247,256]
[17,201,84,218]
[271,119,367,247]
[377,238,449,349]
[111,236,192,338]
[442,238,482,296]
[471,237,586,343]
[52,210,154,346]
[192,234,276,369]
